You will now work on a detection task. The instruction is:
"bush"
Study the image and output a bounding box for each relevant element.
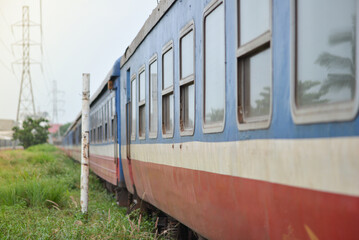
[12,117,50,149]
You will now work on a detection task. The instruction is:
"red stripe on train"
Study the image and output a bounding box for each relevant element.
[123,159,359,240]
[89,154,117,185]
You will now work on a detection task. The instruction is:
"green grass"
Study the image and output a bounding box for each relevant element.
[0,144,159,239]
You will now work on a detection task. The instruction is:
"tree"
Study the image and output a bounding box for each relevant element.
[12,117,50,149]
[315,17,355,98]
[252,86,271,116]
[59,122,71,136]
[297,80,328,106]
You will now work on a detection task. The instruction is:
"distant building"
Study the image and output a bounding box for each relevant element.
[0,119,16,149]
[48,124,61,134]
[0,119,15,140]
[48,123,63,145]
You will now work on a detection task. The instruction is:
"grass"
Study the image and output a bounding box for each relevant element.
[0,144,160,239]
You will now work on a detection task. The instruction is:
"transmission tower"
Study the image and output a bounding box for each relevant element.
[52,80,59,124]
[51,80,65,139]
[12,6,42,124]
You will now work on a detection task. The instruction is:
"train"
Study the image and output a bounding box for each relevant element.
[62,0,359,239]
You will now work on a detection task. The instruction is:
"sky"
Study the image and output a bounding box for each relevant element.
[0,0,157,124]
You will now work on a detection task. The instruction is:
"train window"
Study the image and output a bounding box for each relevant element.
[179,21,195,135]
[131,74,137,140]
[92,115,94,143]
[98,109,102,142]
[112,96,116,115]
[112,96,115,140]
[107,102,110,141]
[237,0,272,130]
[239,0,269,46]
[91,116,93,143]
[149,55,158,138]
[291,0,358,123]
[95,112,97,143]
[93,113,96,143]
[162,41,174,137]
[104,102,108,141]
[139,67,146,139]
[109,99,112,140]
[79,125,82,144]
[72,130,75,145]
[101,106,104,142]
[203,1,225,133]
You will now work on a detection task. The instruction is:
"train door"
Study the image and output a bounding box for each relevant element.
[113,106,118,165]
[124,69,137,194]
[126,102,131,159]
[126,69,132,160]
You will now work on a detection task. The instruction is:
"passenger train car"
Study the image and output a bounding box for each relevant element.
[63,0,359,239]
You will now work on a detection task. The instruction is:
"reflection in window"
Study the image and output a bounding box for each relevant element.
[139,70,145,138]
[139,106,145,137]
[163,94,173,134]
[162,44,174,136]
[163,48,173,90]
[149,60,158,135]
[131,78,136,139]
[239,0,270,45]
[112,96,116,115]
[139,71,145,102]
[240,48,271,120]
[180,26,195,133]
[204,3,225,126]
[181,30,194,79]
[112,96,115,140]
[237,0,271,126]
[104,102,108,141]
[180,84,195,130]
[296,0,356,107]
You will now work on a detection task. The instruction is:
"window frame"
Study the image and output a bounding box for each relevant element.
[149,54,158,139]
[138,65,146,140]
[162,40,175,138]
[202,0,226,134]
[236,0,273,131]
[103,101,108,142]
[109,98,112,141]
[179,20,196,136]
[290,0,359,124]
[130,74,137,141]
[112,95,116,141]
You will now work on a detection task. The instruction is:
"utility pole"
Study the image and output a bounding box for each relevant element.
[12,6,42,124]
[81,73,90,214]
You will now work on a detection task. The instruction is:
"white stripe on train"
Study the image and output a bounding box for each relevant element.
[122,137,359,197]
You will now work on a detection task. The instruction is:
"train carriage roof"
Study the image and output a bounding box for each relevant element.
[64,57,121,136]
[120,0,175,67]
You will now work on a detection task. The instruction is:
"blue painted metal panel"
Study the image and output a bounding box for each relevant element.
[118,0,359,146]
[114,58,125,184]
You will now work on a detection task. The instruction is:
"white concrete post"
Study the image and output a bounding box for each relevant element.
[80,73,90,214]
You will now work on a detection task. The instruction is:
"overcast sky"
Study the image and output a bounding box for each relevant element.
[0,0,157,124]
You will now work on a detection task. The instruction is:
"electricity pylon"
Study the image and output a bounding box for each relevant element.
[12,6,42,124]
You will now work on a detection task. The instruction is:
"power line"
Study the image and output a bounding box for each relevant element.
[0,38,13,56]
[0,8,16,42]
[0,61,20,84]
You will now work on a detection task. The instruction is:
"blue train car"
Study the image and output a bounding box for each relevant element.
[118,0,359,239]
[63,0,359,239]
[62,58,124,187]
